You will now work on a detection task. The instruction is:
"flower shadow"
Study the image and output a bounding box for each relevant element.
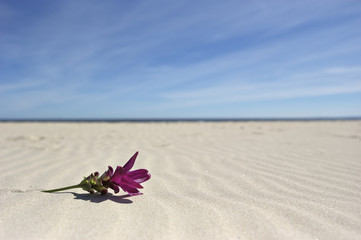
[70,192,133,204]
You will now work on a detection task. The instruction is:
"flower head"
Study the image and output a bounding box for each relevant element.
[104,152,151,196]
[42,152,151,197]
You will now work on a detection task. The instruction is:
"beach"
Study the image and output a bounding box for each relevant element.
[0,121,361,239]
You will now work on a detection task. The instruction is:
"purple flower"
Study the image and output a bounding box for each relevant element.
[104,152,151,196]
[42,151,151,196]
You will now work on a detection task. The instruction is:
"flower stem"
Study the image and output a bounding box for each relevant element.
[42,184,82,193]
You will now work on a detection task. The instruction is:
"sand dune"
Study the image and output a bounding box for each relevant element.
[0,121,361,239]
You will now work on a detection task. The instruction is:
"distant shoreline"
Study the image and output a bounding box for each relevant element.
[0,117,360,123]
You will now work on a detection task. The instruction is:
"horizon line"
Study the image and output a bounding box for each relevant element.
[0,116,361,123]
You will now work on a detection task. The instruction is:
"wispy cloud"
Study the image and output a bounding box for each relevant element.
[0,0,361,118]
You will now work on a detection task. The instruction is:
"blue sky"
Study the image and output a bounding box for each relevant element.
[1,0,361,119]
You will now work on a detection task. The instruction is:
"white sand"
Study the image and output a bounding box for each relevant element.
[0,121,361,239]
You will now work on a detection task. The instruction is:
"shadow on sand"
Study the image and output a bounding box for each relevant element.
[71,192,133,204]
[50,192,134,204]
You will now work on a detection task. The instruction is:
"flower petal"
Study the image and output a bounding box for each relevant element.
[107,166,113,176]
[123,152,138,172]
[121,175,144,189]
[110,166,124,184]
[110,184,119,194]
[114,166,124,175]
[126,169,151,183]
[120,185,142,196]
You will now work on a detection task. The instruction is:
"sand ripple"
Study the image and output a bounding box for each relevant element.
[0,121,361,239]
